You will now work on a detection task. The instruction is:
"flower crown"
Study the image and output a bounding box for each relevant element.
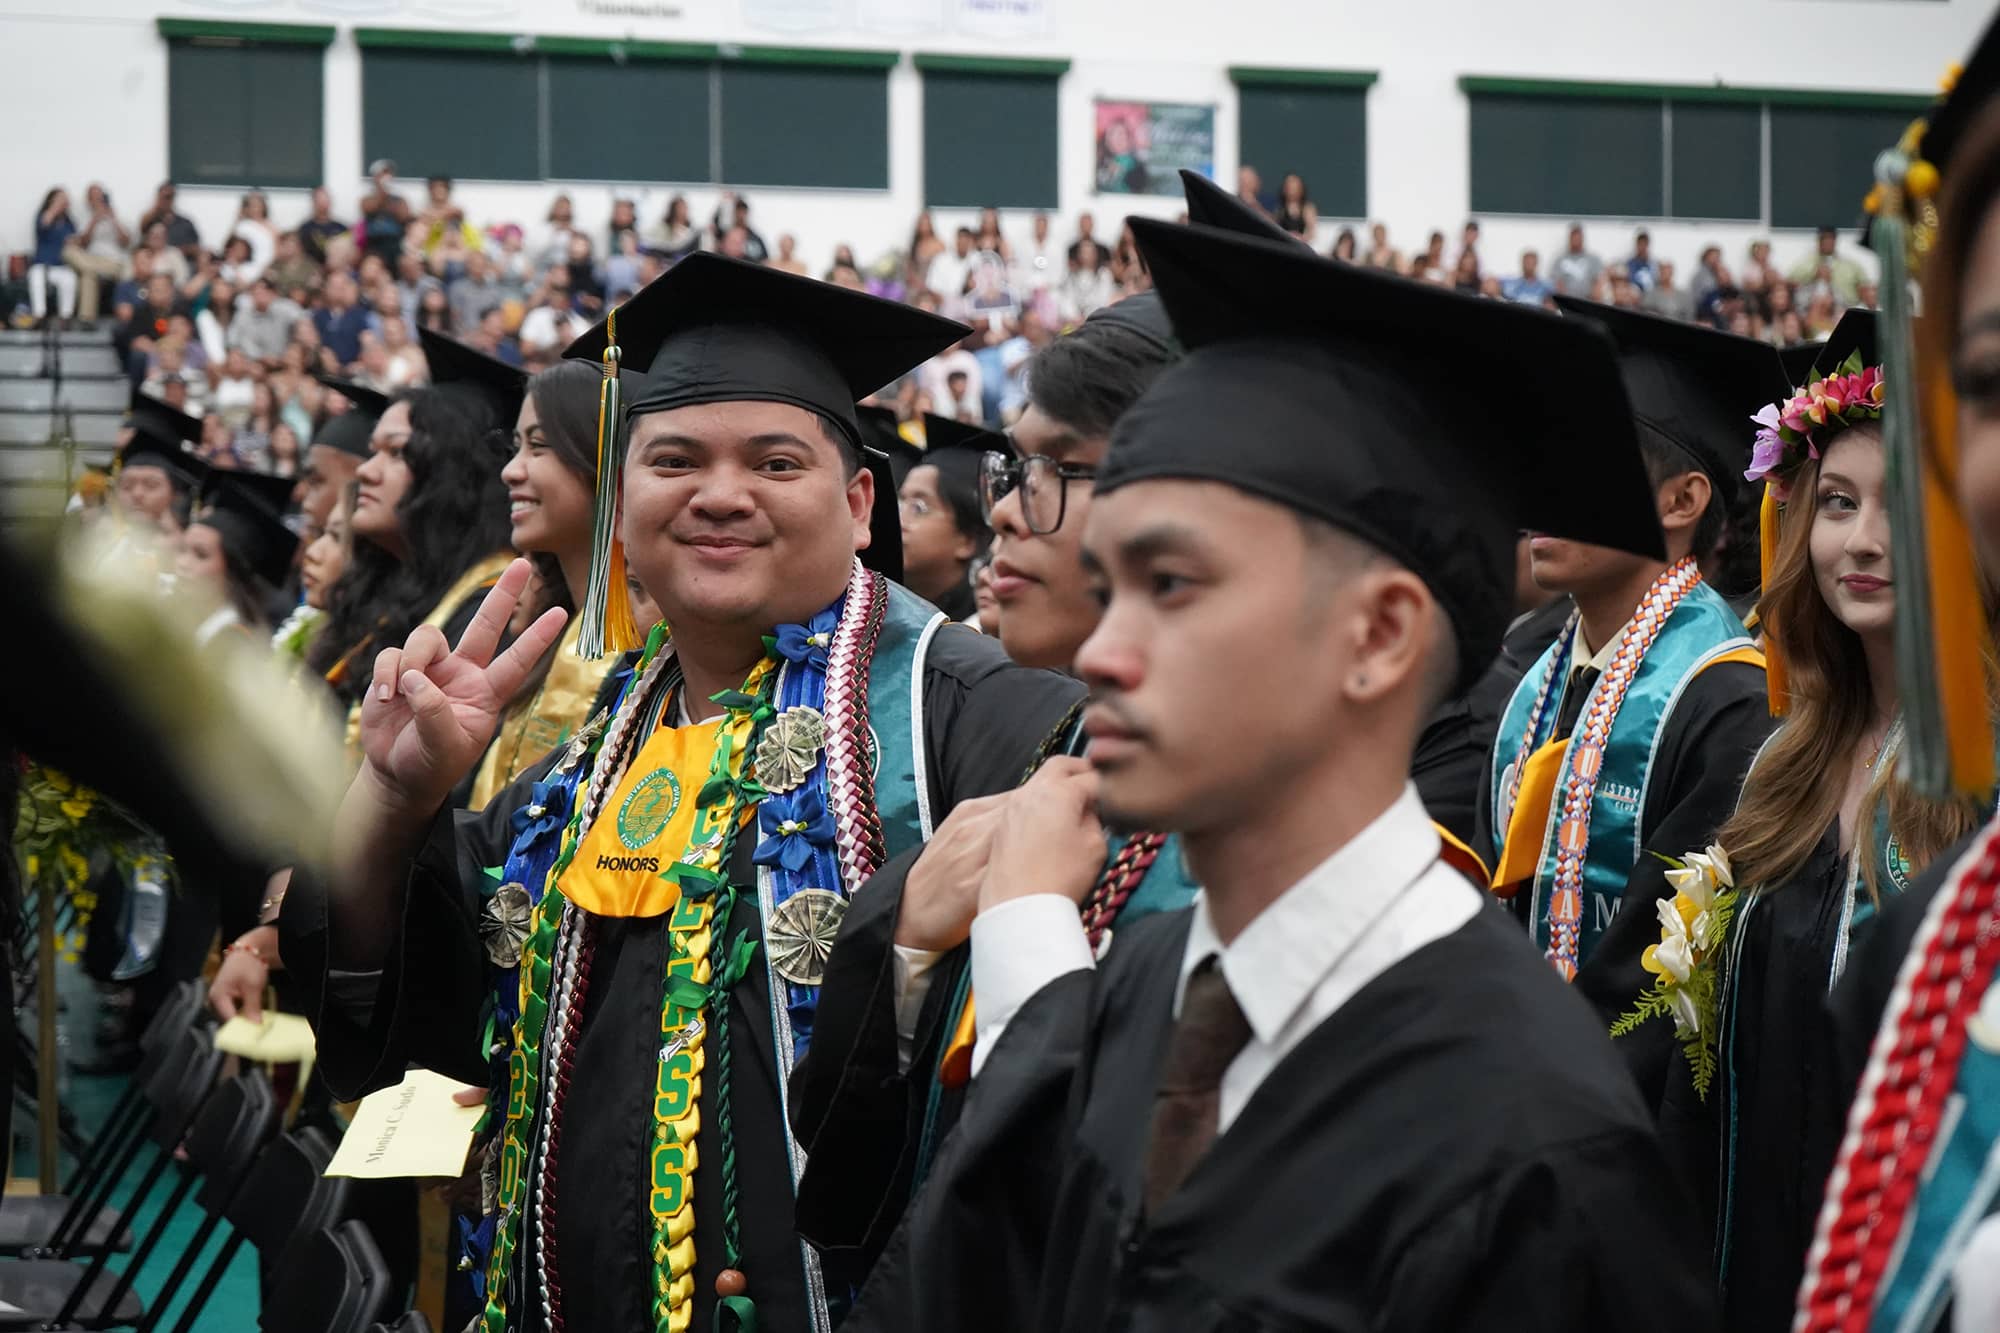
[1744,350,1886,500]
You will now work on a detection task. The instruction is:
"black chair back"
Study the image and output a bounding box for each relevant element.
[260,1221,393,1333]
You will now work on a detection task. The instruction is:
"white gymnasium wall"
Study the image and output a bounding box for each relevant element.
[3,0,1993,282]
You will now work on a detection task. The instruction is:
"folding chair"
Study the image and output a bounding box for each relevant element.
[260,1221,394,1333]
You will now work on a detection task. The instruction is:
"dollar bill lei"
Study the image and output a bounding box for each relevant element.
[1610,844,1740,1100]
[481,626,780,1333]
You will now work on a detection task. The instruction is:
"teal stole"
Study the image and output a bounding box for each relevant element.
[1489,581,1756,968]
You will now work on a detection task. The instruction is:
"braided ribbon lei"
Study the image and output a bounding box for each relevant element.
[1795,825,2000,1332]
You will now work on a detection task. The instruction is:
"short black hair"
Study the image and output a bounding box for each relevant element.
[1638,435,1724,559]
[1025,318,1180,439]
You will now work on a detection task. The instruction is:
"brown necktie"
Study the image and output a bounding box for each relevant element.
[1141,957,1252,1213]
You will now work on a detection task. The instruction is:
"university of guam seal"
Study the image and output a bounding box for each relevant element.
[618,769,682,850]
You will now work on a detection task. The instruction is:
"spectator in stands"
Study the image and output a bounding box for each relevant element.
[487,223,532,300]
[909,212,947,290]
[602,230,643,301]
[218,235,262,288]
[1741,238,1777,299]
[196,410,233,466]
[111,247,154,332]
[299,186,348,266]
[1364,222,1402,271]
[1410,231,1448,284]
[232,191,277,283]
[147,335,207,415]
[766,233,807,277]
[266,231,319,299]
[212,347,258,427]
[29,188,79,327]
[65,183,129,326]
[1857,280,1879,310]
[471,306,521,367]
[314,270,371,370]
[1237,164,1276,213]
[976,207,1012,262]
[1551,223,1603,298]
[1773,309,1807,346]
[1277,174,1318,242]
[923,336,985,423]
[195,278,237,365]
[361,160,406,266]
[1502,249,1554,306]
[564,233,606,314]
[1788,225,1865,307]
[447,250,502,333]
[1109,222,1144,292]
[1624,229,1657,292]
[826,261,867,290]
[416,284,453,332]
[1058,238,1114,322]
[1329,228,1358,262]
[1069,213,1108,269]
[537,194,578,271]
[420,177,480,259]
[518,268,585,365]
[729,196,769,263]
[1458,220,1482,278]
[1802,288,1840,339]
[118,272,182,379]
[376,316,424,389]
[607,198,639,253]
[138,181,200,259]
[648,196,701,261]
[1690,244,1731,310]
[1643,260,1695,322]
[228,277,300,367]
[266,421,301,481]
[931,227,978,310]
[996,304,1053,421]
[135,221,189,286]
[1452,247,1482,294]
[1015,211,1063,302]
[1762,278,1795,329]
[236,383,280,471]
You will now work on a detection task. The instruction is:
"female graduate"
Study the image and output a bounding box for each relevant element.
[175,470,302,642]
[1675,312,1990,1332]
[1798,23,2000,1331]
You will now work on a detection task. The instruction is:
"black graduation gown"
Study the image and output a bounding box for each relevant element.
[1473,659,1773,1110]
[1413,655,1522,851]
[846,898,1716,1332]
[285,624,1080,1332]
[1655,831,1850,1333]
[930,578,977,627]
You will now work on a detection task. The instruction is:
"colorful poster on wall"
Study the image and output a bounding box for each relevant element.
[953,0,1046,37]
[1093,100,1214,197]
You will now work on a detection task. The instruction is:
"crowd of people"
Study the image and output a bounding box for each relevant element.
[23,158,1880,484]
[14,19,2000,1333]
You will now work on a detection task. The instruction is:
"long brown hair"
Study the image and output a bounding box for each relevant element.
[1718,433,1989,893]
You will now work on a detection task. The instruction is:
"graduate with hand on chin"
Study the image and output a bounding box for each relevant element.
[875,213,1715,1332]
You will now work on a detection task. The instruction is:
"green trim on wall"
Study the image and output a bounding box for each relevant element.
[353,28,527,52]
[1458,74,1929,112]
[156,18,334,46]
[535,36,719,61]
[719,43,899,68]
[912,53,1070,77]
[1228,66,1377,89]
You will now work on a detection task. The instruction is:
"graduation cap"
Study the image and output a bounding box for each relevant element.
[1805,307,1877,383]
[1553,295,1791,510]
[1079,290,1179,357]
[1107,218,1663,692]
[120,389,205,486]
[419,328,528,428]
[859,404,925,490]
[193,469,301,587]
[919,414,1002,536]
[1178,168,1295,245]
[312,375,390,460]
[1778,340,1823,391]
[562,253,968,654]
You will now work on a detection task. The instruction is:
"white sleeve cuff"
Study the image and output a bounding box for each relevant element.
[969,895,1093,1079]
[891,944,945,1074]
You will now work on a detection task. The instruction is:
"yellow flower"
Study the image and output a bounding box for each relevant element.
[56,846,89,889]
[42,769,73,794]
[59,796,94,823]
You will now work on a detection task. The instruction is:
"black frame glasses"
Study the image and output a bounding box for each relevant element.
[979,448,1098,536]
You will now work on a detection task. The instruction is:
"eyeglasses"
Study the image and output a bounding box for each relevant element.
[980,448,1097,536]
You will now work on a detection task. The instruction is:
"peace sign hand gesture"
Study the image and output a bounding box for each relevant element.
[359,559,569,812]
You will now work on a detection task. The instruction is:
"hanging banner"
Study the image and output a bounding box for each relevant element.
[1093,99,1214,197]
[953,0,1046,37]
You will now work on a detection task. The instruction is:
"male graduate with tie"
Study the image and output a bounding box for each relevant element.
[881,214,1715,1330]
[1478,300,1783,1105]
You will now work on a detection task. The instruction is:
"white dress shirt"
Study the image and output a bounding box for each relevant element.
[967,785,1478,1131]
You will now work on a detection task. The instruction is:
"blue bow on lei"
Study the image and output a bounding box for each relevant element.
[771,607,839,673]
[753,785,835,873]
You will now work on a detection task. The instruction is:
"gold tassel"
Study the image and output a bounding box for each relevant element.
[1759,483,1788,716]
[579,306,636,658]
[1920,329,1997,794]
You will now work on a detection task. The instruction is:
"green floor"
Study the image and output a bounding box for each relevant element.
[11,961,262,1330]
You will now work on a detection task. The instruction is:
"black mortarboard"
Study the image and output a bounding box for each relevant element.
[1554,296,1792,508]
[1779,341,1823,390]
[1809,307,1878,380]
[1079,290,1179,357]
[420,328,528,427]
[194,470,300,586]
[859,404,924,490]
[1106,219,1663,692]
[312,375,391,460]
[1918,10,2000,183]
[564,253,967,449]
[919,414,1002,536]
[120,389,205,485]
[564,253,967,583]
[1179,168,1295,245]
